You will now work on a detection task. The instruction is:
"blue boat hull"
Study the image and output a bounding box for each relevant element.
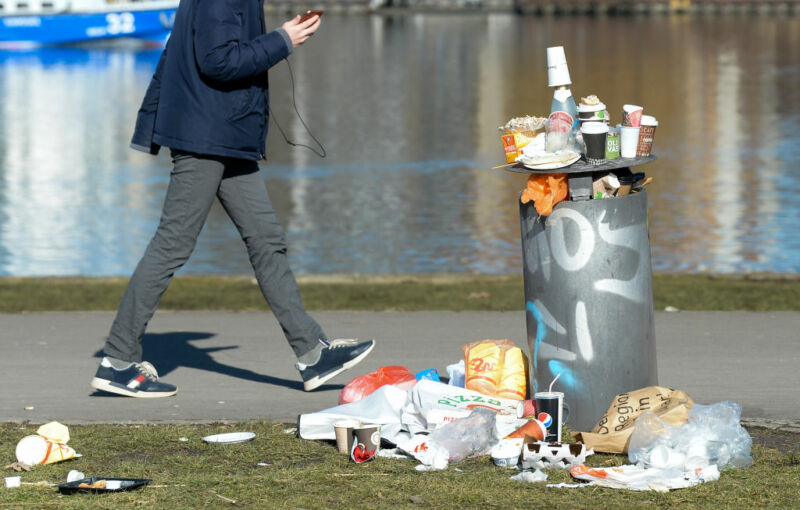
[1,9,176,48]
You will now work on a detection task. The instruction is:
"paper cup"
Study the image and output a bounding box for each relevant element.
[622,104,643,127]
[581,122,609,165]
[350,424,380,463]
[334,420,359,454]
[619,125,641,158]
[516,399,537,419]
[636,115,658,156]
[546,46,571,87]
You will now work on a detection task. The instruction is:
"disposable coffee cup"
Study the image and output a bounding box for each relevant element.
[636,115,658,156]
[622,104,643,127]
[516,399,537,419]
[605,127,620,160]
[534,391,567,443]
[350,424,380,463]
[577,102,606,121]
[546,46,571,87]
[334,420,359,454]
[581,122,609,166]
[619,125,641,158]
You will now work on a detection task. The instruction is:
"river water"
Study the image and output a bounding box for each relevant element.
[0,14,798,276]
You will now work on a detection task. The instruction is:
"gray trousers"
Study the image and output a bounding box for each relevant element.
[103,150,324,362]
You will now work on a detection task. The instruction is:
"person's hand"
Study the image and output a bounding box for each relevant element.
[282,14,321,48]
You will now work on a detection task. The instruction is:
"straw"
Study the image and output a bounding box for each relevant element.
[548,373,562,393]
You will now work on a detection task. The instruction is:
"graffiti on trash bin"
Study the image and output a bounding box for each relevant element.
[522,201,652,395]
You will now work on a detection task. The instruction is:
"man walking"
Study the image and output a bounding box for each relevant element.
[90,1,374,398]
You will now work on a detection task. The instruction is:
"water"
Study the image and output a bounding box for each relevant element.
[0,14,798,276]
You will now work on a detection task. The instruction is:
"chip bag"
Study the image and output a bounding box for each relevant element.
[520,173,568,216]
[463,339,528,400]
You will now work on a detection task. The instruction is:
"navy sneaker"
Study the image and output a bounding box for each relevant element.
[90,357,178,398]
[297,338,375,391]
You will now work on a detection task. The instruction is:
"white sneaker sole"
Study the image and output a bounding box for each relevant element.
[90,378,178,398]
[303,341,375,392]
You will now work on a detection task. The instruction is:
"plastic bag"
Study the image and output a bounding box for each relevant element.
[628,401,752,471]
[399,408,498,469]
[463,339,527,400]
[446,360,465,387]
[520,174,568,216]
[339,366,417,405]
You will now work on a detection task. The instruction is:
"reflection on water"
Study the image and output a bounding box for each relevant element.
[0,15,798,276]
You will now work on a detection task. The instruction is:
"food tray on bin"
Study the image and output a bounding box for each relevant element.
[505,155,657,175]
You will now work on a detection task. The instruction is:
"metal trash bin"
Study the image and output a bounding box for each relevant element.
[518,164,658,433]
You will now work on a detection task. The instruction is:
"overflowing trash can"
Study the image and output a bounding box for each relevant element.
[517,161,658,432]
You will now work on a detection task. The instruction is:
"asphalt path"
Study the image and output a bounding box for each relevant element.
[1,311,798,426]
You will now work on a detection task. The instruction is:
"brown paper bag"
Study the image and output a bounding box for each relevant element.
[574,386,694,454]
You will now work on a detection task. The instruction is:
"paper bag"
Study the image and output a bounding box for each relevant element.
[574,386,694,454]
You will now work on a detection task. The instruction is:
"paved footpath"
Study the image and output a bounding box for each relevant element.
[1,311,798,429]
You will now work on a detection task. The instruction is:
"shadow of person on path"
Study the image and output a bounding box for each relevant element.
[91,331,344,394]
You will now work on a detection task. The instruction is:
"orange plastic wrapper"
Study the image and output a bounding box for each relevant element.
[520,173,568,216]
[463,339,528,400]
[339,366,417,404]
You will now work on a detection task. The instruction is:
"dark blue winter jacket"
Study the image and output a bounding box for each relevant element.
[130,0,293,160]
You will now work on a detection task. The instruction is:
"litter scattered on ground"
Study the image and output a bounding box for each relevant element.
[664,306,680,312]
[56,477,151,494]
[256,462,271,467]
[4,462,31,472]
[510,469,548,483]
[570,463,720,491]
[66,470,85,482]
[628,401,753,471]
[546,482,595,489]
[283,427,297,435]
[5,476,21,488]
[15,422,79,466]
[23,407,34,411]
[522,442,593,470]
[201,432,255,444]
[179,437,189,442]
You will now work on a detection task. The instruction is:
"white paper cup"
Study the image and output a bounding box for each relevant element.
[619,125,641,158]
[546,46,571,87]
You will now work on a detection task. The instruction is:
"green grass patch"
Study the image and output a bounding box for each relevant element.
[0,422,797,509]
[0,274,798,313]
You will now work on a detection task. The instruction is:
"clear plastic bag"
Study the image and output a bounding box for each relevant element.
[427,407,498,463]
[628,401,752,471]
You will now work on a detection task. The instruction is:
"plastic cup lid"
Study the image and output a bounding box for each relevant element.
[641,115,659,126]
[623,104,643,113]
[577,102,606,113]
[581,122,609,134]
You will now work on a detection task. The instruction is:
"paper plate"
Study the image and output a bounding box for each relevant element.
[520,153,581,170]
[202,432,256,444]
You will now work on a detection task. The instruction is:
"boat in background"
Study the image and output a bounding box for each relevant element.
[0,0,178,49]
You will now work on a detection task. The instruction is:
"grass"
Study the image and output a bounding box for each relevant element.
[0,422,798,509]
[0,274,799,313]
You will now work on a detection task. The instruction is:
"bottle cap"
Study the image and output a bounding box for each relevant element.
[547,46,571,87]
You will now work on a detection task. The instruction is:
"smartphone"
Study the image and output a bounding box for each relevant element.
[299,9,323,23]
